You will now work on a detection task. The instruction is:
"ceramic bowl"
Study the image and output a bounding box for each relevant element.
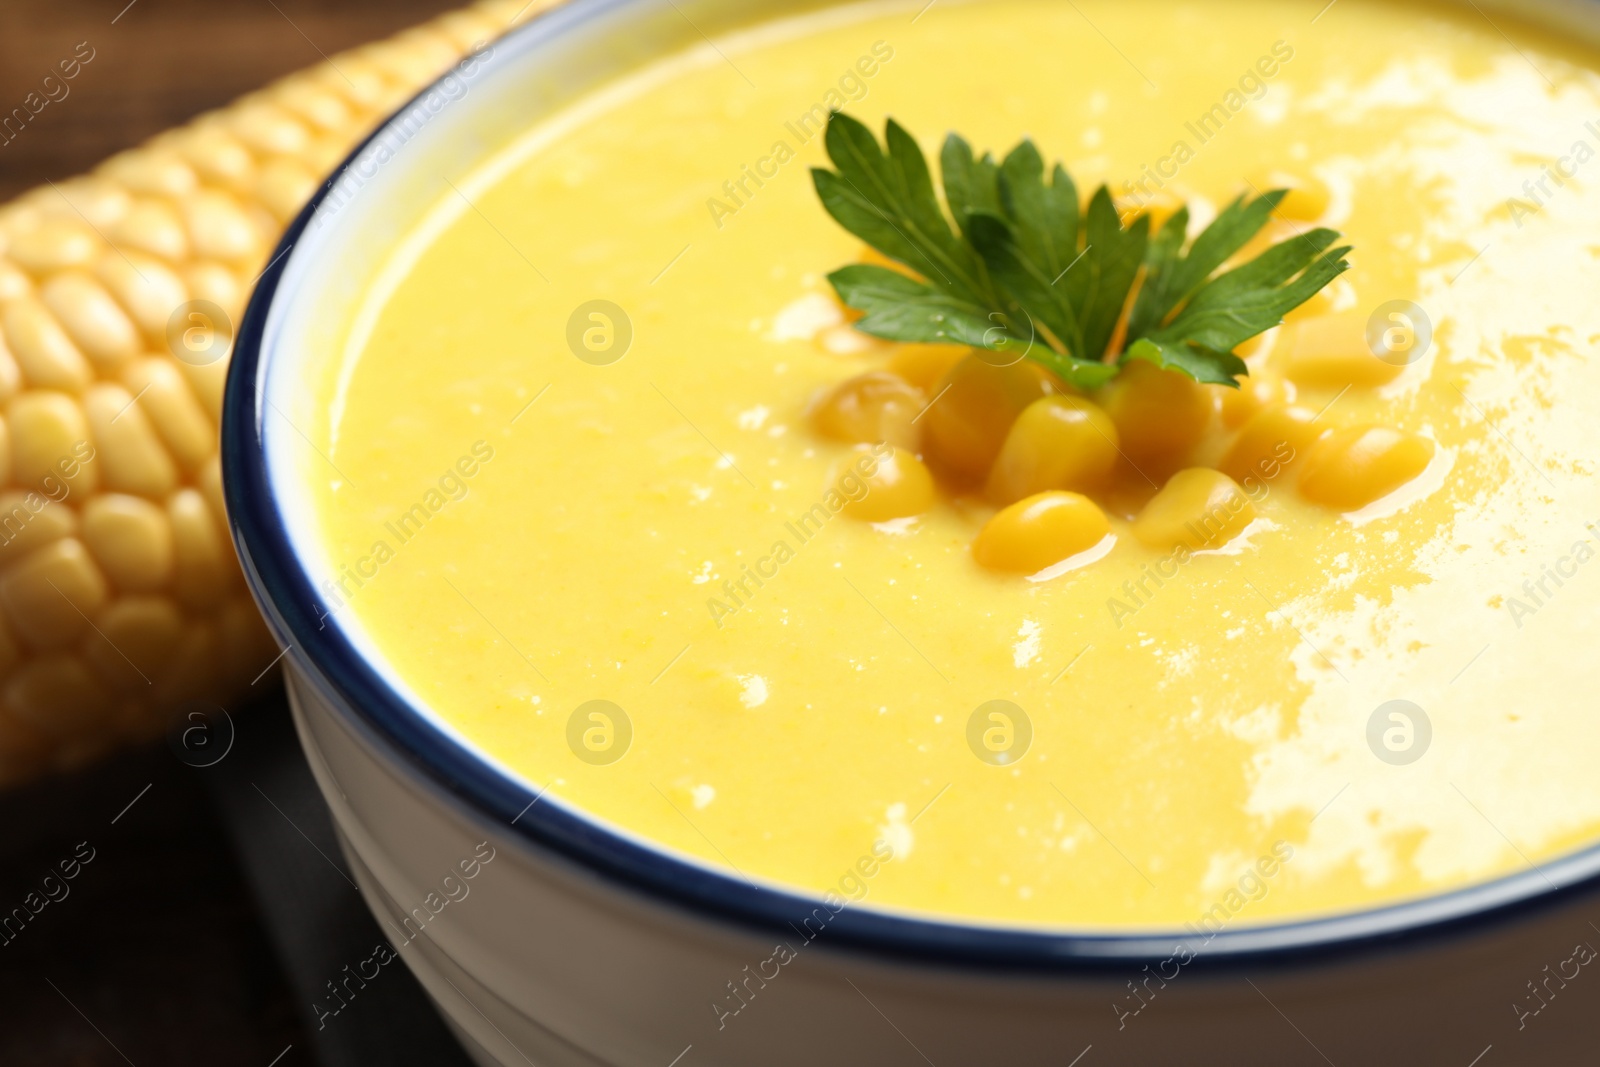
[224,1,1600,1062]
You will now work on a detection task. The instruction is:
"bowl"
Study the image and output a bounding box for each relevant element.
[223,0,1600,1062]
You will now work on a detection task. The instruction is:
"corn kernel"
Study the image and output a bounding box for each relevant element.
[887,344,966,391]
[36,180,131,230]
[0,539,110,652]
[305,135,354,176]
[0,261,34,304]
[86,598,184,692]
[121,359,214,472]
[82,495,175,593]
[0,198,35,231]
[169,489,233,610]
[1253,170,1332,221]
[257,159,320,223]
[1219,404,1327,487]
[154,621,221,706]
[434,10,502,49]
[112,199,190,261]
[368,33,459,84]
[40,272,141,370]
[174,128,258,194]
[0,345,17,404]
[309,59,390,112]
[96,254,189,342]
[1094,359,1210,470]
[1215,373,1295,430]
[8,391,96,494]
[246,203,278,248]
[183,262,245,323]
[5,655,111,736]
[230,102,313,157]
[1134,468,1257,550]
[811,371,924,450]
[85,384,179,499]
[923,354,1059,481]
[7,220,100,274]
[973,491,1111,575]
[0,489,78,565]
[988,396,1120,505]
[1277,314,1403,388]
[0,358,18,412]
[178,357,230,425]
[4,298,93,391]
[184,191,262,264]
[13,185,59,217]
[832,445,936,522]
[272,79,356,133]
[477,0,536,23]
[1298,425,1436,510]
[102,150,199,198]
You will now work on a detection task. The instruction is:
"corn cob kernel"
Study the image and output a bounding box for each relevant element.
[82,494,175,593]
[5,298,95,391]
[41,273,142,369]
[112,200,190,260]
[0,490,77,562]
[0,0,547,786]
[7,220,101,274]
[172,128,259,194]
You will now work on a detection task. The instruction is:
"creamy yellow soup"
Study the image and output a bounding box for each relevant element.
[293,0,1600,928]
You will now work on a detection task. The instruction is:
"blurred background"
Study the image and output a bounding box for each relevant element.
[0,2,463,1063]
[0,0,462,201]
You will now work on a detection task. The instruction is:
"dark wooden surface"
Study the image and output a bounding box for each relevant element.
[0,723,310,1066]
[0,3,461,1063]
[0,0,461,202]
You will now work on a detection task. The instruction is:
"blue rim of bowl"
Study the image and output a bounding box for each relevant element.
[222,0,1600,973]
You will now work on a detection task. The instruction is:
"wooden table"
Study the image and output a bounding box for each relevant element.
[0,0,461,202]
[0,3,462,1063]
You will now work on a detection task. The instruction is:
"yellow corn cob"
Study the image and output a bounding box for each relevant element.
[0,0,553,785]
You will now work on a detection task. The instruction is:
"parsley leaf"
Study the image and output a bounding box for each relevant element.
[827,264,996,348]
[811,113,1351,389]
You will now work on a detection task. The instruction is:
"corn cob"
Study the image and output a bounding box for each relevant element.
[0,0,550,785]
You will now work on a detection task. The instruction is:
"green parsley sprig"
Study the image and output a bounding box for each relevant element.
[811,113,1351,389]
